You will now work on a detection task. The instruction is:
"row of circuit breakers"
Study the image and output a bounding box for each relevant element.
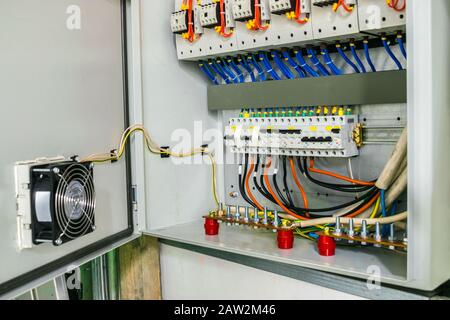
[224,110,361,158]
[171,0,406,60]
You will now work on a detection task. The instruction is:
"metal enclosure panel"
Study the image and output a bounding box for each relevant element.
[0,0,129,288]
[141,0,221,230]
[147,220,408,286]
[358,0,406,33]
[160,244,365,300]
[407,0,450,291]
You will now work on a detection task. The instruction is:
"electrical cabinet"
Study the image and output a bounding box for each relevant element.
[1,0,450,299]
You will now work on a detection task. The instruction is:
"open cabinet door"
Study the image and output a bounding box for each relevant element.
[0,0,134,296]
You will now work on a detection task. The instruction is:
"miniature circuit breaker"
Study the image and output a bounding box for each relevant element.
[224,113,360,157]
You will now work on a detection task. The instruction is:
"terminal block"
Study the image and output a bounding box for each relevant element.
[224,115,360,157]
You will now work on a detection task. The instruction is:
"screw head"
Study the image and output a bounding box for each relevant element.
[52,168,60,174]
[91,225,96,231]
[55,238,62,246]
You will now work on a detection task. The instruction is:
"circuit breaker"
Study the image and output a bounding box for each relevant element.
[224,114,360,157]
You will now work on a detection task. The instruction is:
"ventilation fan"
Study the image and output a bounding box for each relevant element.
[15,158,96,249]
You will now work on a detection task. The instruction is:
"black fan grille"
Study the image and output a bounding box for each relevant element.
[54,163,95,241]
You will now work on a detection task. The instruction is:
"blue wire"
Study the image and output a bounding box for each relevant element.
[397,36,407,59]
[219,58,239,83]
[281,51,305,78]
[363,41,377,72]
[336,45,360,73]
[381,189,389,237]
[320,48,342,75]
[275,52,295,79]
[239,57,256,82]
[294,49,319,77]
[199,62,219,85]
[382,38,403,70]
[209,61,231,84]
[350,43,367,73]
[249,55,267,81]
[381,190,388,218]
[271,51,294,79]
[228,58,245,83]
[259,52,281,81]
[307,48,330,76]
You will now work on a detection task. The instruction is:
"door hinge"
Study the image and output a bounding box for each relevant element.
[131,185,138,212]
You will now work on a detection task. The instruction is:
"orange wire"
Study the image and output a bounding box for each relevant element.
[263,158,308,221]
[253,0,269,31]
[309,158,375,186]
[388,0,405,11]
[333,0,353,13]
[289,158,310,217]
[219,0,233,38]
[347,192,380,218]
[187,0,195,42]
[295,0,309,24]
[245,156,264,211]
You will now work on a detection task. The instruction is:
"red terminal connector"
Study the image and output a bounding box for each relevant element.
[317,235,336,256]
[204,217,219,236]
[277,229,294,249]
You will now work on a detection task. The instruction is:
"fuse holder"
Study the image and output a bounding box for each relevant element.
[204,217,220,236]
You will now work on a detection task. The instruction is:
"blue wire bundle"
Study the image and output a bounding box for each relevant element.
[294,49,319,77]
[349,43,367,73]
[259,52,281,81]
[238,56,256,82]
[271,51,295,79]
[282,51,305,78]
[307,48,330,76]
[320,47,342,75]
[363,40,377,72]
[209,60,231,84]
[382,37,403,70]
[218,58,239,83]
[228,57,245,83]
[198,61,219,85]
[336,43,360,73]
[249,54,267,81]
